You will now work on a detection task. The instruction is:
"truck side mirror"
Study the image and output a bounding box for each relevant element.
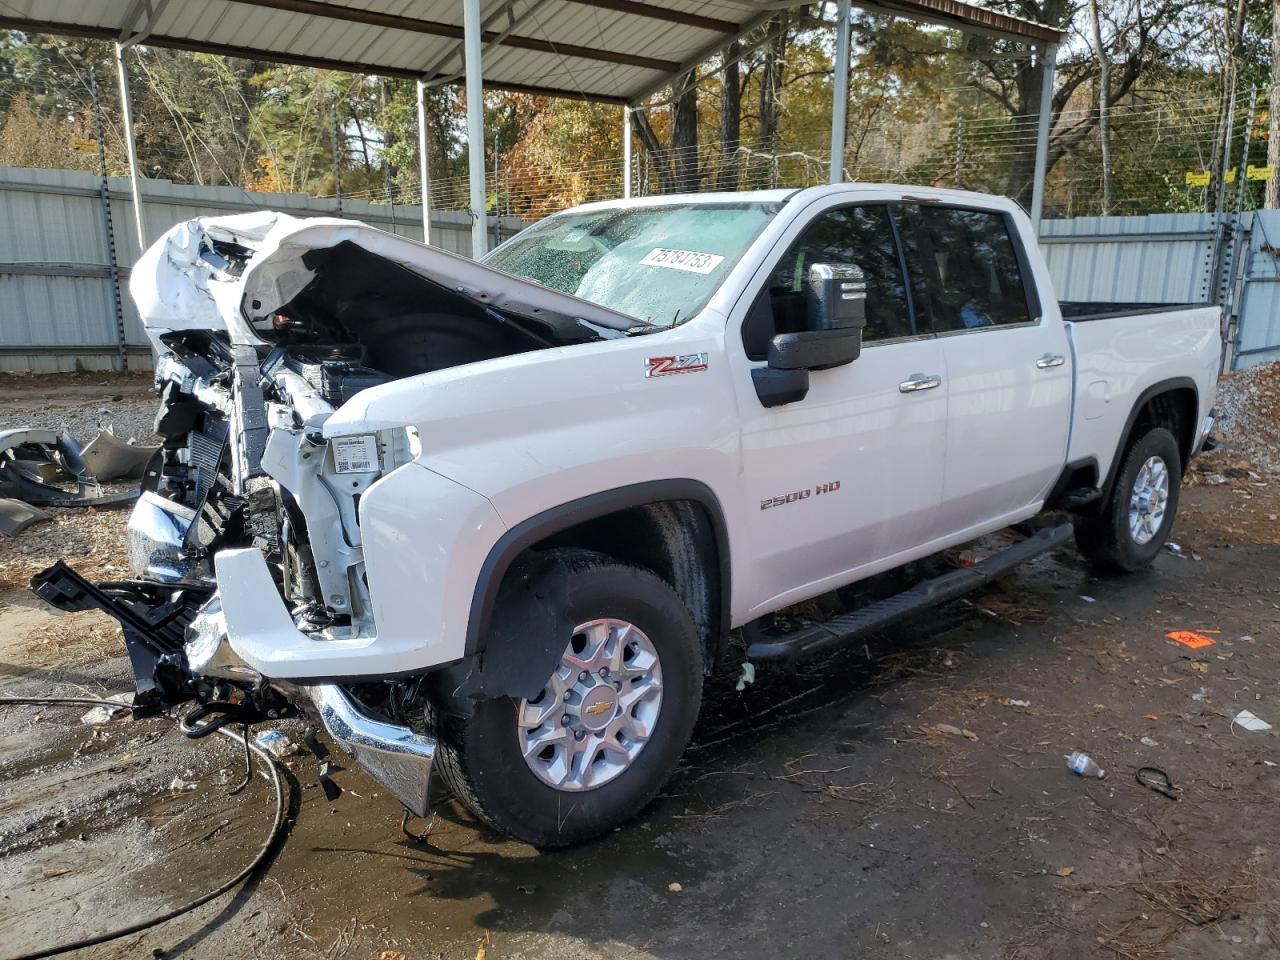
[807,262,867,334]
[751,263,866,408]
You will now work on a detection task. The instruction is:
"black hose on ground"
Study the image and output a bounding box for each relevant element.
[0,695,289,960]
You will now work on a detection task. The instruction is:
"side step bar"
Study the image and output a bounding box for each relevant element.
[746,523,1075,662]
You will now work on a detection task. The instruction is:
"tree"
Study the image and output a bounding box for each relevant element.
[964,0,1207,210]
[1086,0,1114,213]
[632,71,703,194]
[1267,0,1279,207]
[717,41,742,191]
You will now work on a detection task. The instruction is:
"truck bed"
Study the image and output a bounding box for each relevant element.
[1060,301,1213,322]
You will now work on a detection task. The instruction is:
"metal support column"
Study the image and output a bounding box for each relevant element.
[463,0,487,258]
[114,41,147,253]
[623,105,633,199]
[1029,43,1058,232]
[90,66,129,373]
[829,0,852,184]
[416,79,433,245]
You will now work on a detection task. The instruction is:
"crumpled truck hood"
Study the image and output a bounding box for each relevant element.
[131,212,642,349]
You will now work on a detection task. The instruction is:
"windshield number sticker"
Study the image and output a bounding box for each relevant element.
[639,248,725,275]
[646,353,709,378]
[333,434,379,474]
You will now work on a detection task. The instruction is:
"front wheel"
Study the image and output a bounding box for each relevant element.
[1074,426,1182,574]
[435,550,703,847]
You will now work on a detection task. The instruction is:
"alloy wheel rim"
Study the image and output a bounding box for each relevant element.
[517,618,664,792]
[1128,455,1170,546]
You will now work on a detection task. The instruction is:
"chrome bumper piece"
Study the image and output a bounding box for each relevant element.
[308,684,437,818]
[127,490,211,584]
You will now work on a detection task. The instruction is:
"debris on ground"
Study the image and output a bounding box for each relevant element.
[168,774,198,793]
[1168,630,1216,649]
[0,381,158,584]
[1136,766,1180,800]
[255,729,300,759]
[79,697,132,725]
[0,428,138,510]
[80,426,158,482]
[1067,751,1105,778]
[1233,710,1272,732]
[0,498,52,537]
[927,722,979,741]
[1212,360,1280,471]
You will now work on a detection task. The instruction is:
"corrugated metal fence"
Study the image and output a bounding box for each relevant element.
[0,165,525,372]
[1233,211,1280,368]
[1041,210,1278,371]
[4,164,1279,374]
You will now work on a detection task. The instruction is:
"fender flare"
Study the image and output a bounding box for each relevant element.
[465,479,732,656]
[1099,376,1199,502]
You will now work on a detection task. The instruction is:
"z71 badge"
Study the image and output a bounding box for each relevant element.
[646,353,709,378]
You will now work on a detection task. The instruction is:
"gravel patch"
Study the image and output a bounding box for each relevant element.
[1213,360,1280,472]
[0,373,158,447]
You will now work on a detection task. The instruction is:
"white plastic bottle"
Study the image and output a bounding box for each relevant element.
[1067,751,1105,778]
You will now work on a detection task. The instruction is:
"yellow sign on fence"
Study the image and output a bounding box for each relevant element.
[1185,165,1275,187]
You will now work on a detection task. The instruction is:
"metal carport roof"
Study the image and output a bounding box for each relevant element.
[0,0,1064,258]
[0,0,1063,104]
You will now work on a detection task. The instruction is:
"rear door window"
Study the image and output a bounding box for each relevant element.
[899,206,1034,333]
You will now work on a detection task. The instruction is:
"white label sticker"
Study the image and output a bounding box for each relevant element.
[333,434,379,474]
[639,247,725,275]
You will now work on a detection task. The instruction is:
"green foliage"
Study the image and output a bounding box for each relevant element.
[0,1,1271,220]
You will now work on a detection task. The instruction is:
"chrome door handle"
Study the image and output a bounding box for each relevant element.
[1036,353,1066,369]
[899,374,942,393]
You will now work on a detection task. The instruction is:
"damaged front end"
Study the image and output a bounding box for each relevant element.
[30,211,636,816]
[29,320,439,809]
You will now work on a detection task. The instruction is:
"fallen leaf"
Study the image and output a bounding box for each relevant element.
[1191,661,1209,673]
[1055,867,1074,877]
[1143,715,1158,721]
[374,952,405,960]
[933,723,979,741]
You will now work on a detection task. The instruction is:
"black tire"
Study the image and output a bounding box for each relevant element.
[1073,426,1182,574]
[435,549,703,847]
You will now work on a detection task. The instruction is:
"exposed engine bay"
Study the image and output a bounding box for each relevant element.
[139,238,596,615]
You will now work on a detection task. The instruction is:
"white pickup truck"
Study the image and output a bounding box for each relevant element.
[34,184,1221,847]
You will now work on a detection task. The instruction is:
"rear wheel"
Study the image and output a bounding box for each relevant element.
[1074,426,1181,574]
[435,550,703,847]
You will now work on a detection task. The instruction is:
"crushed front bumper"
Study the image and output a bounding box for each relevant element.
[30,560,437,817]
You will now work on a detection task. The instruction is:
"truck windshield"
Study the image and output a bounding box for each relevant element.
[484,202,779,328]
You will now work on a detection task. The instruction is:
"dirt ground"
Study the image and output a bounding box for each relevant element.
[2,373,1280,960]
